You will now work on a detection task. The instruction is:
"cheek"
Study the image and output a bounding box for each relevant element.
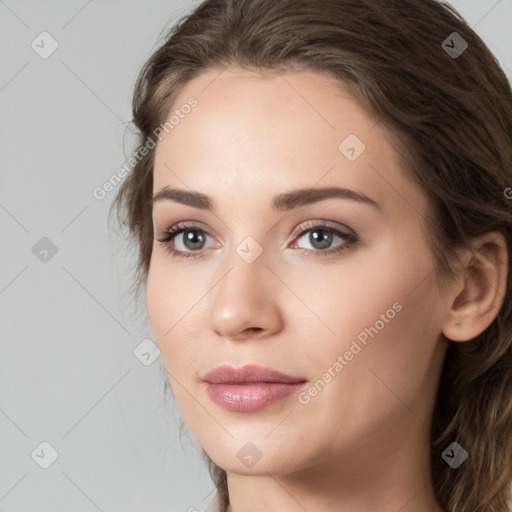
[146,257,170,340]
[301,234,435,338]
[304,236,443,409]
[146,255,198,370]
[301,232,442,379]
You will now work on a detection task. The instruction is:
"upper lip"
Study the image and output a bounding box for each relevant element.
[202,365,306,384]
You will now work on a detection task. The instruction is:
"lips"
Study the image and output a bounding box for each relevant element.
[202,365,307,412]
[202,364,305,384]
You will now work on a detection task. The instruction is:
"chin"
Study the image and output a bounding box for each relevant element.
[203,436,310,476]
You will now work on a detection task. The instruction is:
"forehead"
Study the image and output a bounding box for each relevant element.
[152,67,427,219]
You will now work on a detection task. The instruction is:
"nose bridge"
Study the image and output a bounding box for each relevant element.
[208,235,281,338]
[217,238,270,307]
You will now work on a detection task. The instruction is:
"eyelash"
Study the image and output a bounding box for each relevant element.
[156,221,358,260]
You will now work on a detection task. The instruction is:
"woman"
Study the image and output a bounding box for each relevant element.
[111,0,512,511]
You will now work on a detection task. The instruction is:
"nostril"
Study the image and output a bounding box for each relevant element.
[231,327,263,340]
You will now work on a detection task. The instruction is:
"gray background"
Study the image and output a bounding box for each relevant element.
[0,1,511,511]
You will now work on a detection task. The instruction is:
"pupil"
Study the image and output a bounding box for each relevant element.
[184,230,205,250]
[311,229,332,249]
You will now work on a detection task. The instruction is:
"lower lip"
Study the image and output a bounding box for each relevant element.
[204,382,307,412]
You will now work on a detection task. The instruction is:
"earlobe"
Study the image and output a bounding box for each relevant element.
[442,231,508,342]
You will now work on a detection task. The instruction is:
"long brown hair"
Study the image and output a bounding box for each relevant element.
[110,1,512,510]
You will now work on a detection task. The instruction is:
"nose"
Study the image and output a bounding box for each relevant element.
[208,249,284,342]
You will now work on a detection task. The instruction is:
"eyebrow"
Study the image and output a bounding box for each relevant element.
[151,186,381,211]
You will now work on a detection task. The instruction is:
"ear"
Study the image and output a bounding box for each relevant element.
[442,231,508,342]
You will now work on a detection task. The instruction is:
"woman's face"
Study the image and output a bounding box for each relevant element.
[147,68,450,479]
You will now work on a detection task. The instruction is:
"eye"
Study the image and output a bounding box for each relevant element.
[156,220,358,260]
[156,222,216,260]
[290,220,357,256]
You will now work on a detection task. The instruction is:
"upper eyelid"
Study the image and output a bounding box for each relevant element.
[291,220,354,236]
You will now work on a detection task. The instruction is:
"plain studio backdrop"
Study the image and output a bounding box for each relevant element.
[0,1,511,511]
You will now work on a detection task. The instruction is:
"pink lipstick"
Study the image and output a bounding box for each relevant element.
[202,365,307,412]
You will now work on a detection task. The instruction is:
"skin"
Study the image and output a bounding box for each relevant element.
[146,67,508,512]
